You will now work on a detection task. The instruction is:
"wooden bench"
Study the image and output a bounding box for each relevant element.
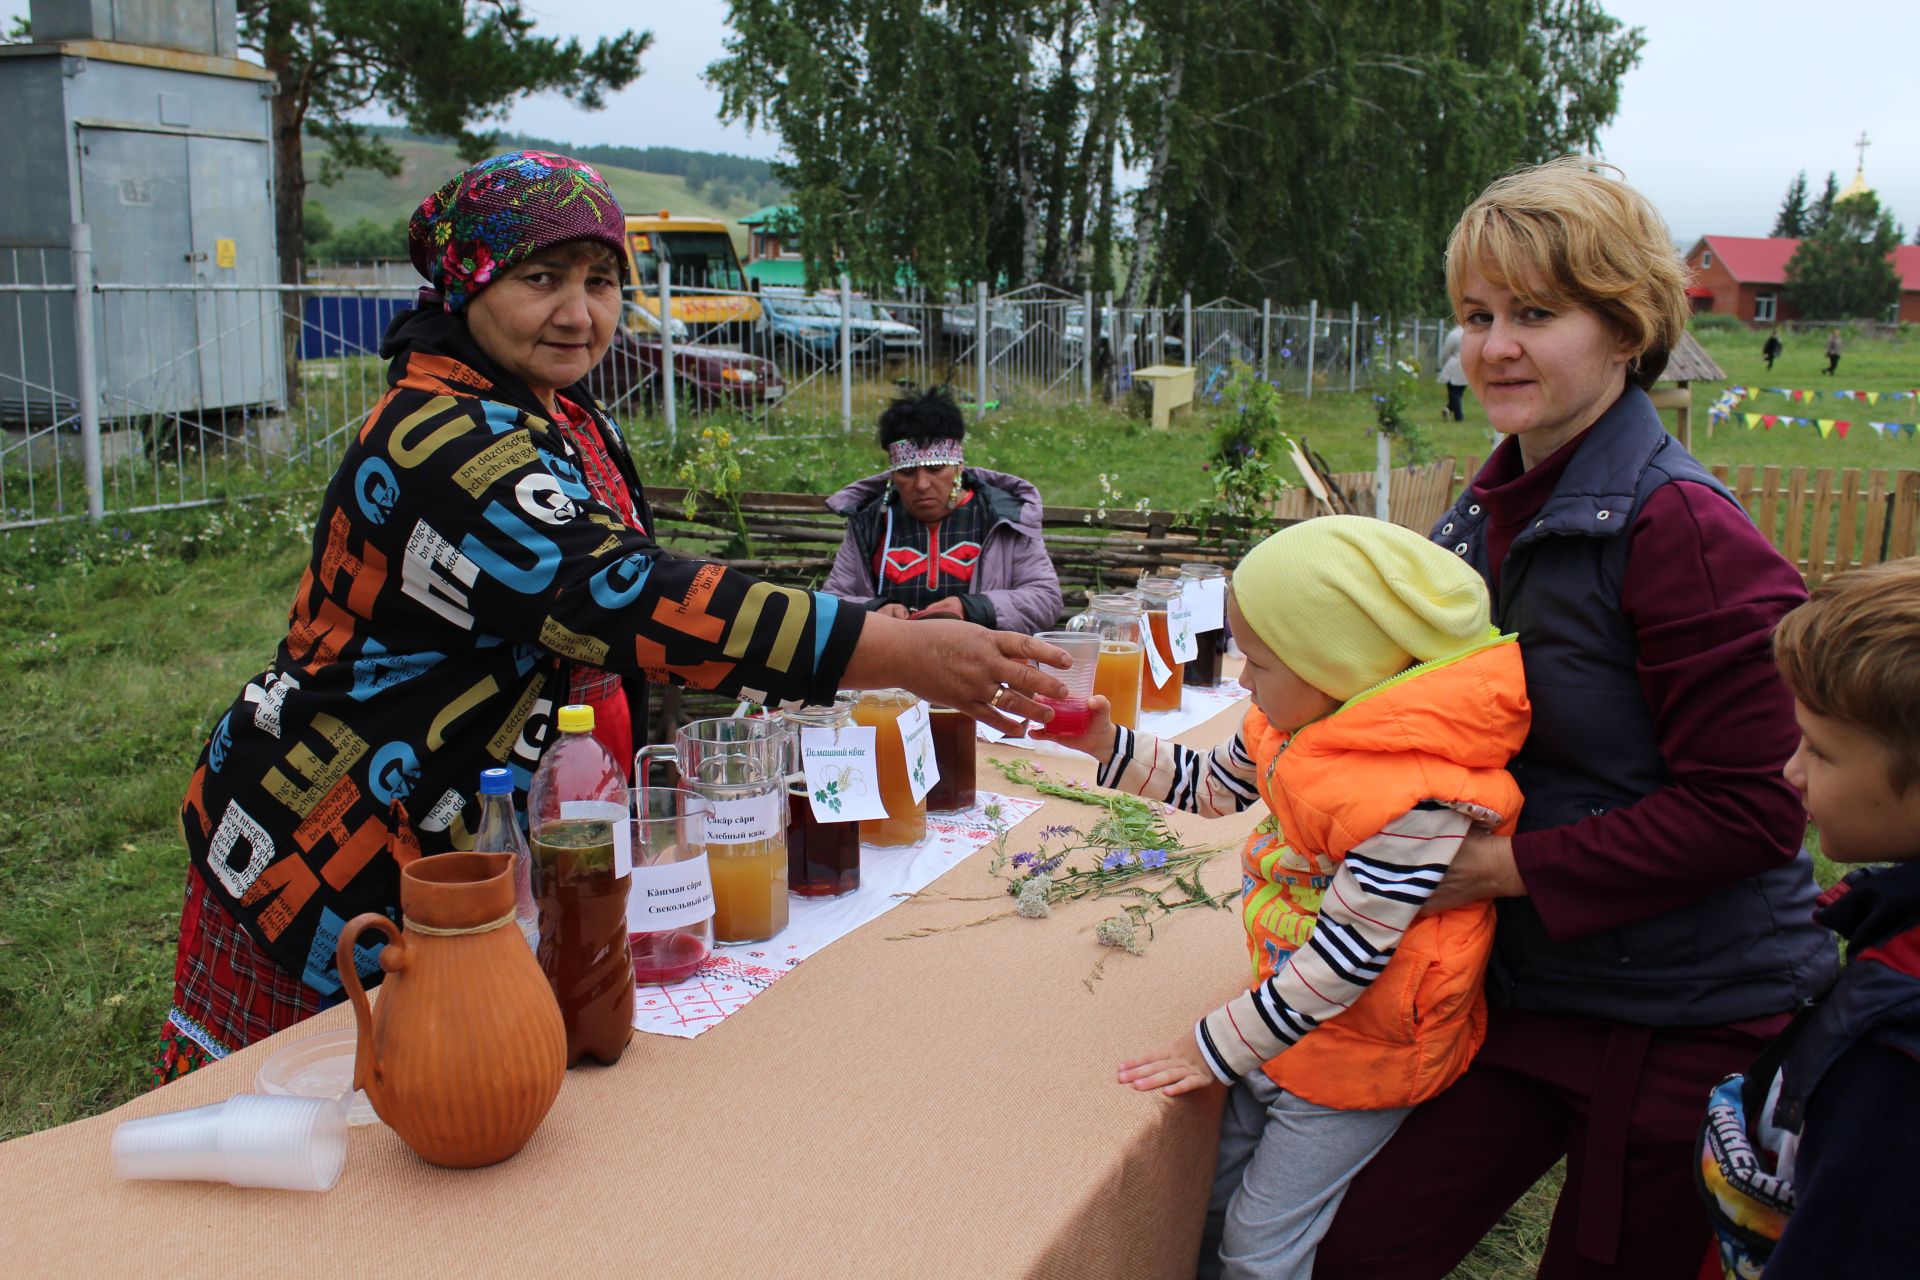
[1131,365,1197,431]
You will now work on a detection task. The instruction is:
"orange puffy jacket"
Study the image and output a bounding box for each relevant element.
[1238,636,1529,1110]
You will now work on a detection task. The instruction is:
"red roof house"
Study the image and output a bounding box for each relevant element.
[1683,235,1920,327]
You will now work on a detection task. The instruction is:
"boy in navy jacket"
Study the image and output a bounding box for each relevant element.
[1698,559,1920,1278]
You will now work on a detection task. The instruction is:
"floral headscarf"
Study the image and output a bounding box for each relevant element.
[407,151,627,311]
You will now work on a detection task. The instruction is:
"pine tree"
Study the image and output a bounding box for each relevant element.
[1785,189,1902,320]
[242,2,651,286]
[1772,171,1809,238]
[1808,172,1840,235]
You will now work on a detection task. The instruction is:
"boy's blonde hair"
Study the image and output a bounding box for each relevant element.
[1445,156,1688,390]
[1773,560,1920,791]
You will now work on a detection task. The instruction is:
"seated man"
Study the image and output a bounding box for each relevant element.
[824,387,1063,634]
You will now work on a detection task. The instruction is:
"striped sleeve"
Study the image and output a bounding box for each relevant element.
[1095,725,1260,818]
[1196,804,1473,1084]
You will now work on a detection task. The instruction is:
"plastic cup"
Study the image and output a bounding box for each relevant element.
[1032,630,1101,733]
[111,1093,348,1191]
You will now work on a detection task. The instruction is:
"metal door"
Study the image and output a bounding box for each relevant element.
[186,134,282,410]
[77,125,200,416]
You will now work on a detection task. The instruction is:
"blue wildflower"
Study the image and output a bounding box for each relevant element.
[1011,852,1035,868]
[1039,824,1074,840]
[1034,854,1065,877]
[1139,849,1169,870]
[1101,850,1132,871]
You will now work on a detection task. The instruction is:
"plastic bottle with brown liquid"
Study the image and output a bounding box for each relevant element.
[527,704,635,1067]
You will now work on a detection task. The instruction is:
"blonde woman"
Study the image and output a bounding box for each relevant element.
[1316,158,1837,1278]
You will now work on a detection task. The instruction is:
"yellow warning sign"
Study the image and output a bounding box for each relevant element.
[215,239,236,269]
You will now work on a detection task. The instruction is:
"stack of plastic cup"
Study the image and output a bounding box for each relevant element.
[111,1093,348,1191]
[1032,630,1101,736]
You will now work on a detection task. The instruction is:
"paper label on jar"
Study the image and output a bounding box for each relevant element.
[1186,576,1227,632]
[626,853,715,930]
[559,799,633,876]
[1144,621,1174,688]
[703,792,784,844]
[897,700,940,804]
[1168,595,1199,662]
[799,725,888,822]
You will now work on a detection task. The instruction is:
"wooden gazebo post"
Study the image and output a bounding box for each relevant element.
[1652,331,1726,450]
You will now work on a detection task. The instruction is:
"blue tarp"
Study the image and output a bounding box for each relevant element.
[299,295,411,359]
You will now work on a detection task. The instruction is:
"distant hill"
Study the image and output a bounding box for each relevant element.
[304,131,781,257]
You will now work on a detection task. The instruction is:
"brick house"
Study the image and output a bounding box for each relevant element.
[1682,235,1920,328]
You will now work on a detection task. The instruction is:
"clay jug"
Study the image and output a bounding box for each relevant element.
[337,852,567,1168]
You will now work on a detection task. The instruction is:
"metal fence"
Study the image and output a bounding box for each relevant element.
[2,239,1446,529]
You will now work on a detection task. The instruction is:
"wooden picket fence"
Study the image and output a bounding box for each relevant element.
[1710,465,1920,584]
[1437,458,1920,584]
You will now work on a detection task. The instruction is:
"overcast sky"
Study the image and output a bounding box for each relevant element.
[9,0,1914,245]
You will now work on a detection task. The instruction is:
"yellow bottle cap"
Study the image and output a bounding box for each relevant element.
[556,704,595,733]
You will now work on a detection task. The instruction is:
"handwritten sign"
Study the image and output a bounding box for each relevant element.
[897,700,940,804]
[1185,576,1226,632]
[799,725,887,822]
[704,792,783,845]
[1168,595,1198,662]
[627,854,715,930]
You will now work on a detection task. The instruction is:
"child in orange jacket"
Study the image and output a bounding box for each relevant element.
[1046,516,1530,1280]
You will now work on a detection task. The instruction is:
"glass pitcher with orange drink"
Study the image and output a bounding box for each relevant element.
[1136,574,1186,714]
[1067,592,1144,730]
[850,689,926,848]
[637,718,789,944]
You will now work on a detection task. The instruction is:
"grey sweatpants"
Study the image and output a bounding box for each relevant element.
[1195,1071,1411,1280]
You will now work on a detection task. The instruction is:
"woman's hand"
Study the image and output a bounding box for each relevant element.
[1420,828,1526,915]
[908,597,966,620]
[1032,694,1114,757]
[1118,1038,1220,1097]
[875,603,912,620]
[841,617,1071,734]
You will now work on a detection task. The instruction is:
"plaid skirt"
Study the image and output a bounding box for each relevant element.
[151,864,330,1087]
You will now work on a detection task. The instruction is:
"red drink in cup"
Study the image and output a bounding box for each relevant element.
[1038,696,1094,736]
[1031,630,1102,738]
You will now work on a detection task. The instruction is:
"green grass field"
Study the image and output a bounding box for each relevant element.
[0,321,1896,1273]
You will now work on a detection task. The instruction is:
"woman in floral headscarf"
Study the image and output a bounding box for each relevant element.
[154,153,1070,1081]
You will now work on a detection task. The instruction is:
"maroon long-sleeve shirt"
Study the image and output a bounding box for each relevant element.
[1472,432,1811,943]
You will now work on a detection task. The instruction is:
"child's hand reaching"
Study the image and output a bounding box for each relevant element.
[1118,1035,1221,1097]
[1031,693,1116,757]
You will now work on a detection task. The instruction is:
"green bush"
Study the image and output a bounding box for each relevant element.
[1688,311,1747,334]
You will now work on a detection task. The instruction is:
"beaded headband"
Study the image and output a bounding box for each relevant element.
[886,437,965,472]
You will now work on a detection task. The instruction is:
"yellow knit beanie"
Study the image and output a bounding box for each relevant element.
[1231,515,1493,702]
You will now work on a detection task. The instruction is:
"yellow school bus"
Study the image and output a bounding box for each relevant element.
[623,212,762,344]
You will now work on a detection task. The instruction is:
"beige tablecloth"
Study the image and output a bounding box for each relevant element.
[0,700,1258,1278]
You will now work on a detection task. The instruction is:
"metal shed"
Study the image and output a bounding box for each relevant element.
[0,0,283,427]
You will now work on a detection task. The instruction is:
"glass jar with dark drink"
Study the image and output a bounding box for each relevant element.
[924,704,977,814]
[1179,562,1229,688]
[778,699,863,897]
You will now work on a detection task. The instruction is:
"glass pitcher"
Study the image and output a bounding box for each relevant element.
[637,718,789,944]
[1067,592,1144,730]
[777,699,863,898]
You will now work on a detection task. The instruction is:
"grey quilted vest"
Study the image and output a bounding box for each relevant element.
[1431,388,1837,1024]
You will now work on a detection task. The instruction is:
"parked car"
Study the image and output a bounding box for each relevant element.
[757,289,843,361]
[590,327,786,415]
[840,295,926,362]
[1064,304,1183,368]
